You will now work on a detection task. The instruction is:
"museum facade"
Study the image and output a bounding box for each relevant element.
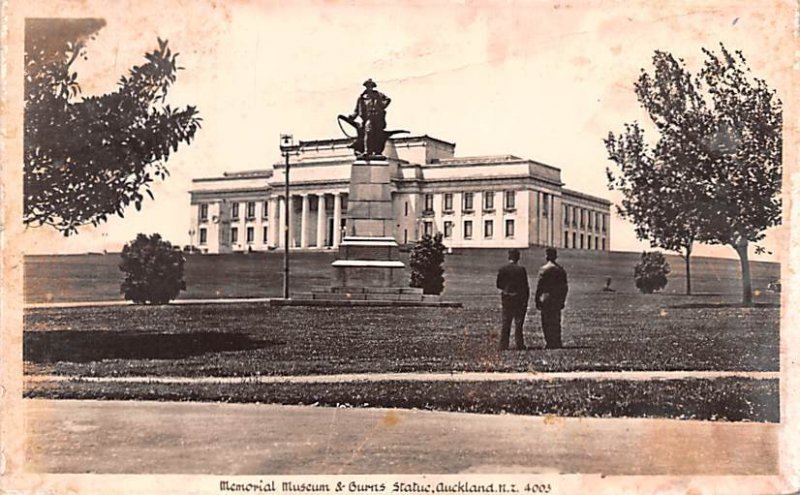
[188,135,611,253]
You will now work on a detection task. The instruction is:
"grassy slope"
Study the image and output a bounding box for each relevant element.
[23,249,780,304]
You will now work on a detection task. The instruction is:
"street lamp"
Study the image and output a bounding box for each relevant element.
[279,134,299,299]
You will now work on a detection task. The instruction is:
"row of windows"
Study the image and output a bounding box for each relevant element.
[422,191,516,215]
[563,230,606,250]
[197,226,270,245]
[199,201,269,222]
[564,205,607,232]
[423,219,515,240]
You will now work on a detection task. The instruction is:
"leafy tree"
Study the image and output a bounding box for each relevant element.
[693,46,782,305]
[606,50,710,295]
[120,233,186,304]
[634,251,670,294]
[409,233,446,295]
[24,18,201,235]
[606,45,781,304]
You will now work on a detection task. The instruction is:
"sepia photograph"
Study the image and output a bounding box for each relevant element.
[1,1,797,493]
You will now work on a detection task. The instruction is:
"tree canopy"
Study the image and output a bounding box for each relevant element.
[606,44,782,304]
[24,19,201,235]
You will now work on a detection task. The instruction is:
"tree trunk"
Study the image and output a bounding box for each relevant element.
[734,240,752,306]
[683,243,692,295]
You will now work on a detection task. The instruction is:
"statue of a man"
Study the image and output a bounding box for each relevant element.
[349,79,391,157]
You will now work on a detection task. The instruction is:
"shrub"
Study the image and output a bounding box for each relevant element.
[120,233,186,304]
[409,233,446,295]
[634,251,670,294]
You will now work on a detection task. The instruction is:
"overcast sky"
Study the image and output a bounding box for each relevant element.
[17,0,792,263]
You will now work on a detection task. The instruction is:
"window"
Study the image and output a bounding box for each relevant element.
[564,205,569,226]
[596,212,601,232]
[246,226,254,244]
[602,238,606,250]
[580,234,584,249]
[505,219,515,238]
[404,201,409,216]
[263,201,269,219]
[464,220,473,239]
[231,203,240,220]
[483,192,494,211]
[199,228,207,245]
[263,226,269,244]
[504,190,515,210]
[423,221,433,237]
[424,194,434,213]
[463,192,474,212]
[443,221,453,239]
[444,193,454,212]
[246,201,256,219]
[564,231,569,248]
[572,208,577,227]
[403,229,408,244]
[588,211,593,230]
[199,204,208,222]
[484,219,493,238]
[595,236,599,250]
[231,227,239,244]
[602,214,607,232]
[542,193,549,217]
[572,232,576,248]
[580,209,585,229]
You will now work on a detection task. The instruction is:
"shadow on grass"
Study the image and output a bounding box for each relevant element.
[667,302,780,309]
[24,331,280,363]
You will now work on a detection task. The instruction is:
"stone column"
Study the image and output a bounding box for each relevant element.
[288,196,296,247]
[333,192,342,247]
[269,197,280,247]
[300,194,309,248]
[316,193,326,247]
[277,196,286,248]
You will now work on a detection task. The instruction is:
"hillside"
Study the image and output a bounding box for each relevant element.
[24,248,779,305]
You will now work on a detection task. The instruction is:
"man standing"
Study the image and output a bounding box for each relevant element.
[535,247,569,349]
[496,249,530,351]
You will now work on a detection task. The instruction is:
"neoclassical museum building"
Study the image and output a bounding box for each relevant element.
[189,135,611,253]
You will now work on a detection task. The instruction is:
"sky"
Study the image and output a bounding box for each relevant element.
[16,0,793,263]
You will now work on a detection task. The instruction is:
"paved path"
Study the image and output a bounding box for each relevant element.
[25,370,779,385]
[23,399,777,475]
[24,297,273,310]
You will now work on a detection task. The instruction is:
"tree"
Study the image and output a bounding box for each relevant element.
[693,46,782,305]
[24,19,201,235]
[634,251,670,294]
[606,50,718,296]
[120,233,186,304]
[606,45,781,304]
[409,233,446,295]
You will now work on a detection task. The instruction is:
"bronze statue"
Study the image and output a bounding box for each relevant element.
[338,79,406,158]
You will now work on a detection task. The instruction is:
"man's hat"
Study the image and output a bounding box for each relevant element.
[363,78,377,88]
[545,247,558,259]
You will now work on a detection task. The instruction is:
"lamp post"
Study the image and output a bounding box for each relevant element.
[279,134,299,299]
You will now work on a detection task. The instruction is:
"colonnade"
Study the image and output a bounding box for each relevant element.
[269,192,346,249]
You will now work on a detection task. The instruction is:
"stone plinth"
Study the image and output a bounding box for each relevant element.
[290,157,460,307]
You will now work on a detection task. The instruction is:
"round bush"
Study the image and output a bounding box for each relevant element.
[634,251,670,294]
[120,233,186,304]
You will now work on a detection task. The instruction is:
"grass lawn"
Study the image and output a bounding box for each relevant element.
[24,377,778,422]
[24,293,778,377]
[23,249,780,421]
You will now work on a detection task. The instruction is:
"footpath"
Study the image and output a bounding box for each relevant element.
[22,398,778,475]
[25,369,779,385]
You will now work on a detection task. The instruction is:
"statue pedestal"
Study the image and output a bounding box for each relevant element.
[276,158,458,306]
[332,158,403,289]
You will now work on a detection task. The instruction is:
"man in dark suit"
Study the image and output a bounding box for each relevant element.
[535,247,569,349]
[496,249,530,351]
